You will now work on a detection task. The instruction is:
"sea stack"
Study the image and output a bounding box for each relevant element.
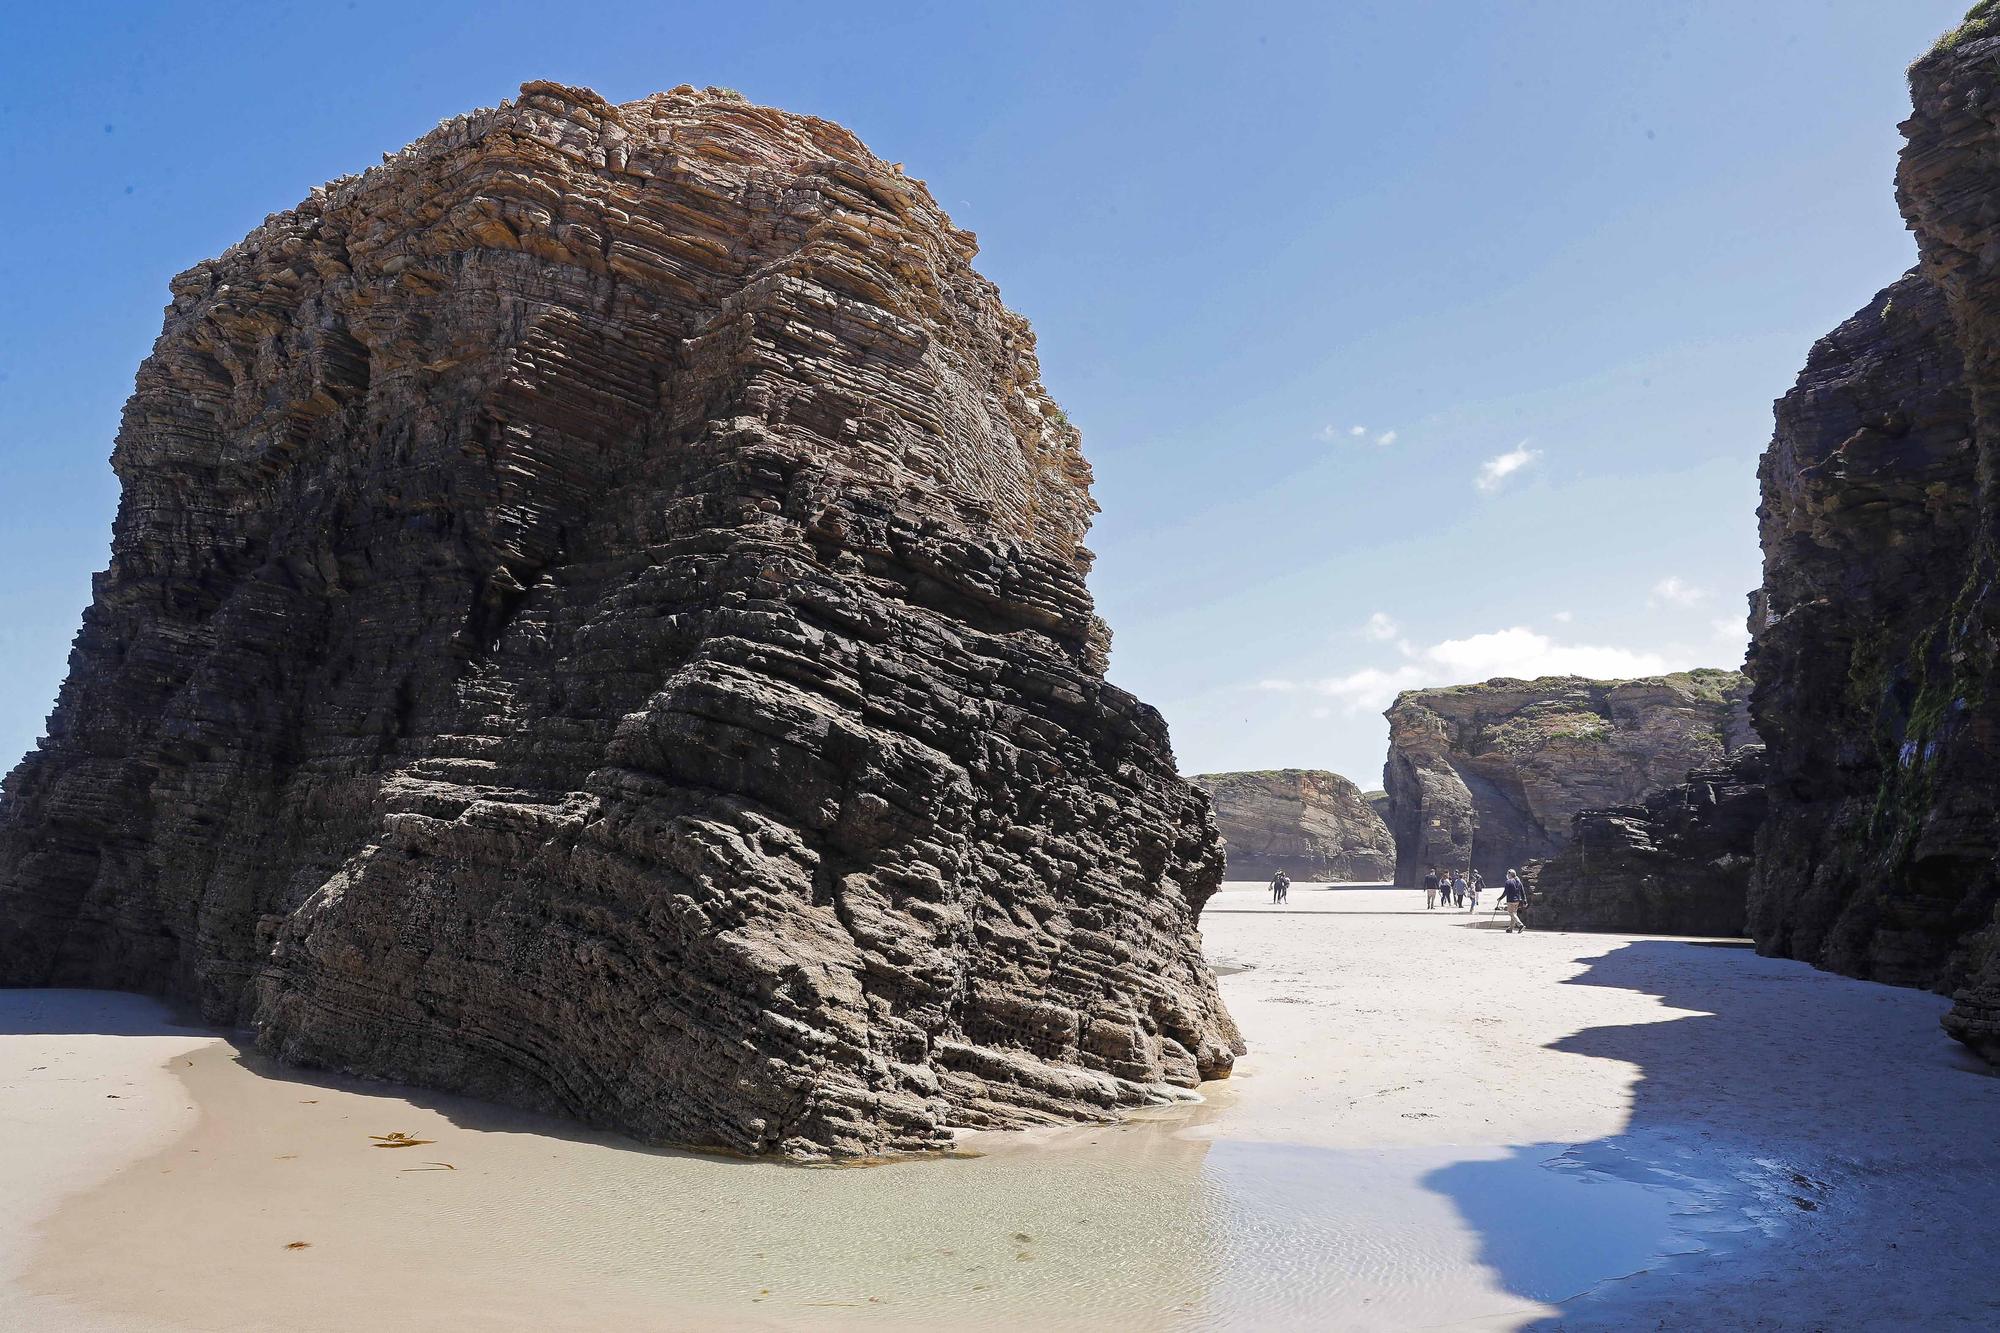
[0,82,1242,1155]
[1750,17,2000,1062]
[1189,769,1396,882]
[1528,746,1766,937]
[1383,671,1754,884]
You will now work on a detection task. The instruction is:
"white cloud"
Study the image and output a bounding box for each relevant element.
[1362,612,1401,642]
[1275,626,1679,715]
[1254,678,1299,692]
[1650,576,1708,608]
[1350,425,1366,437]
[1475,443,1541,492]
[1552,610,1574,624]
[1308,705,1332,720]
[1375,430,1398,447]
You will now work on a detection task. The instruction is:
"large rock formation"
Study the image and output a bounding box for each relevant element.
[1188,769,1396,881]
[0,82,1241,1156]
[1527,747,1766,936]
[1749,13,2000,1064]
[1383,670,1754,885]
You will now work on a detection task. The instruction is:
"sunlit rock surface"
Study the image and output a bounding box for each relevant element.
[1383,671,1754,885]
[1189,769,1396,881]
[1529,747,1765,937]
[0,81,1241,1155]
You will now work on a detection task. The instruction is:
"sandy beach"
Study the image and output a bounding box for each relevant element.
[5,883,1998,1331]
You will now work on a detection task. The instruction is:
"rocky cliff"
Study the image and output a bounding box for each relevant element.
[1748,15,2000,1064]
[0,82,1241,1156]
[1528,747,1766,937]
[1383,670,1754,885]
[1188,769,1396,882]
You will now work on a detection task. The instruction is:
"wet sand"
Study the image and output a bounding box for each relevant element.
[6,884,1998,1330]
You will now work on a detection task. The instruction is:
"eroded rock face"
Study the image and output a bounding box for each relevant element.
[1188,769,1396,882]
[0,82,1241,1156]
[1383,671,1753,885]
[1528,747,1766,937]
[1748,20,2000,1064]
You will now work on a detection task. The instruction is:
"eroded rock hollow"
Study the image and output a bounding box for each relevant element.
[1189,769,1396,882]
[1383,671,1754,885]
[0,82,1241,1155]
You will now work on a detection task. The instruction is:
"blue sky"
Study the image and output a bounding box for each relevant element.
[0,0,1972,788]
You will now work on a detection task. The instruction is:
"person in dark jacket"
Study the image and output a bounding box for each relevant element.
[1422,867,1440,909]
[1270,870,1291,905]
[1500,870,1528,933]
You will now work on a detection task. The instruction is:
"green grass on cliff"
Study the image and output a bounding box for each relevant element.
[1933,0,2000,54]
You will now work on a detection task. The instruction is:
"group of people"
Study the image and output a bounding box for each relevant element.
[1423,865,1529,932]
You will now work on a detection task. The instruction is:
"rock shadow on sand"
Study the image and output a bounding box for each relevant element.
[1421,938,2000,1329]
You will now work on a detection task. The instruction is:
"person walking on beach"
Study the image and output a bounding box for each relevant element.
[1423,867,1440,909]
[1467,870,1482,913]
[1270,870,1290,905]
[1500,870,1527,933]
[1451,870,1468,909]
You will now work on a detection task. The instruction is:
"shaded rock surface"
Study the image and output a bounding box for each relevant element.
[1527,747,1766,936]
[1188,769,1396,882]
[0,82,1241,1156]
[1383,671,1754,885]
[1749,17,2000,1064]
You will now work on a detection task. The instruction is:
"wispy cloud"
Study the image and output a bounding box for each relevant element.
[1649,576,1708,608]
[1475,443,1541,492]
[1362,612,1401,642]
[1552,610,1574,624]
[1318,423,1396,445]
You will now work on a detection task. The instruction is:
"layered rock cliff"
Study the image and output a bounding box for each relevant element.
[1748,16,2000,1063]
[0,82,1241,1156]
[1528,747,1766,937]
[1383,670,1754,885]
[1188,769,1396,882]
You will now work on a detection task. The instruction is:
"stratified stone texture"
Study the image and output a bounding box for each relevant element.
[0,82,1241,1156]
[1383,670,1754,886]
[1188,769,1396,882]
[1528,747,1766,936]
[1748,16,2000,1064]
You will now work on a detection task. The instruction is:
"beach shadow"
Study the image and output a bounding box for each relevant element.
[1420,939,2000,1327]
[0,987,203,1037]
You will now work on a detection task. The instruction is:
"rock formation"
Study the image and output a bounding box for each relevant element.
[1188,769,1396,881]
[0,82,1241,1156]
[1749,13,2000,1064]
[1527,747,1766,936]
[1383,670,1754,885]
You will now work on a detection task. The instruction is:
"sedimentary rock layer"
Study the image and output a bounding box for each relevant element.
[1383,671,1753,885]
[1749,14,2000,1064]
[1528,747,1766,937]
[1189,769,1396,882]
[0,82,1241,1155]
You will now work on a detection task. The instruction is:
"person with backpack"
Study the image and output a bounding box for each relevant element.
[1270,870,1291,905]
[1451,870,1468,909]
[1500,869,1528,933]
[1422,867,1440,909]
